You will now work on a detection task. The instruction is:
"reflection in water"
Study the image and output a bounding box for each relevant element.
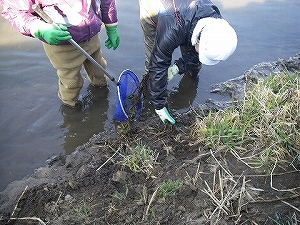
[60,85,109,155]
[213,0,265,9]
[214,0,285,9]
[169,73,199,110]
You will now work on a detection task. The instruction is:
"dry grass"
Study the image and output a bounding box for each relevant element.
[191,71,300,169]
[189,71,300,224]
[121,141,159,178]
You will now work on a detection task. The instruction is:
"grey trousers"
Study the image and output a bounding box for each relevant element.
[139,0,164,74]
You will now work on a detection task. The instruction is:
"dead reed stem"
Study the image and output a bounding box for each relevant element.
[270,160,300,192]
[6,217,46,225]
[10,185,28,219]
[96,145,121,171]
[280,200,300,213]
[3,185,46,225]
[143,186,159,221]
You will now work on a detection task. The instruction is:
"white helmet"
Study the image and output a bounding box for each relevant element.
[191,17,238,65]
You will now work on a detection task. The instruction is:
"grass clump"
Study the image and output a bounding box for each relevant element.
[191,108,251,149]
[158,179,183,199]
[73,199,100,222]
[113,183,129,200]
[122,141,158,177]
[191,72,300,167]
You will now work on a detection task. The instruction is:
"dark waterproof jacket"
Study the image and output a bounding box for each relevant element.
[148,0,221,110]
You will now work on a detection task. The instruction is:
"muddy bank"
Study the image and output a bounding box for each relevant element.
[0,55,299,224]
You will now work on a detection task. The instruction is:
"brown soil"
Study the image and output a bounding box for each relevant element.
[0,55,300,224]
[0,110,299,225]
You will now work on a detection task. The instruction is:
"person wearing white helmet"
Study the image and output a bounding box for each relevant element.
[139,0,237,125]
[192,17,237,66]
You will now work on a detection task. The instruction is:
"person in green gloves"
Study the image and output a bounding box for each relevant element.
[1,0,120,108]
[139,0,237,125]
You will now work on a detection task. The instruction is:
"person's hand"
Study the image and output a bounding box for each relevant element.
[155,107,176,125]
[167,64,179,81]
[105,25,120,50]
[33,23,71,45]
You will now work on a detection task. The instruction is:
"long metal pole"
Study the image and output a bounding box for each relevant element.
[32,4,119,85]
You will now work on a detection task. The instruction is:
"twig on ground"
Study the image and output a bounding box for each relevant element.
[183,151,211,164]
[10,185,28,220]
[184,162,202,187]
[202,180,230,215]
[210,149,233,177]
[55,191,62,206]
[219,170,224,200]
[218,174,244,214]
[193,162,201,185]
[3,185,47,225]
[249,194,300,203]
[143,186,159,221]
[270,160,300,192]
[230,149,263,169]
[234,169,300,178]
[237,176,246,217]
[96,145,122,171]
[179,147,224,170]
[6,217,46,225]
[280,200,300,213]
[202,172,246,220]
[290,155,300,170]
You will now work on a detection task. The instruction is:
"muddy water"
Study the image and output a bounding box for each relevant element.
[0,0,299,191]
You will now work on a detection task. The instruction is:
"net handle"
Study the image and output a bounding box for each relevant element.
[32,4,119,86]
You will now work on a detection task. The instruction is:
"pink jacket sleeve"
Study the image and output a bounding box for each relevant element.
[1,0,118,39]
[1,1,41,37]
[98,0,118,25]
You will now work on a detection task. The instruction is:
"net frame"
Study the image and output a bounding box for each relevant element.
[114,69,143,122]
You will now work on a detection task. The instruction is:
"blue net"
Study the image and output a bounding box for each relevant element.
[114,69,143,122]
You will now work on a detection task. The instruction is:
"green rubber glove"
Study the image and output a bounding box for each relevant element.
[155,107,176,125]
[167,64,179,81]
[33,23,71,45]
[105,25,120,50]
